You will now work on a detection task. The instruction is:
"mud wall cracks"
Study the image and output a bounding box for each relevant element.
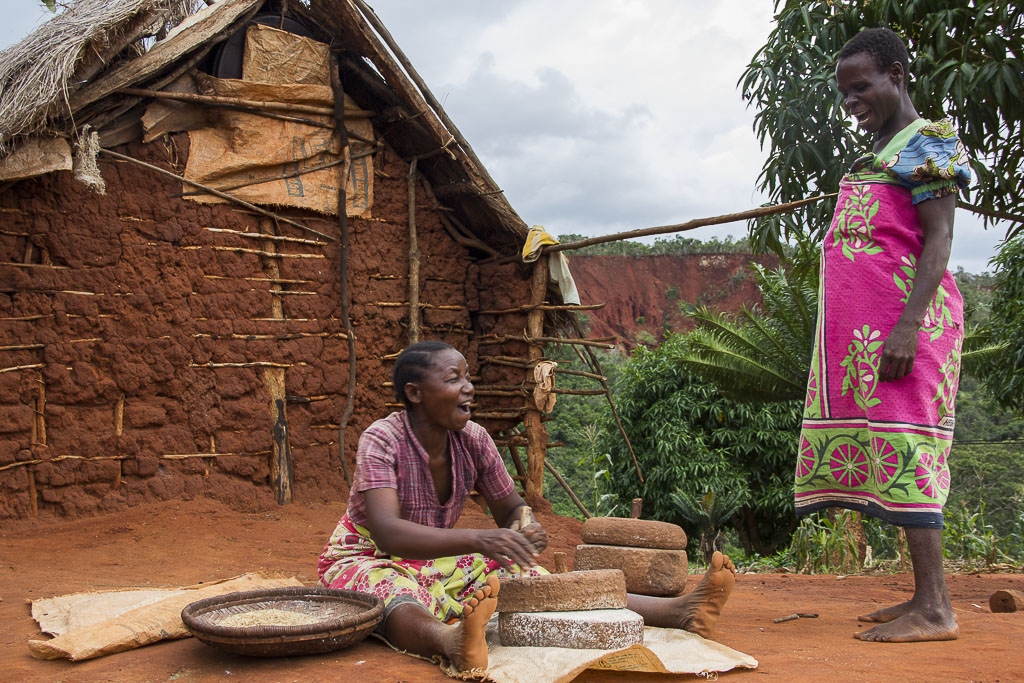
[0,136,530,518]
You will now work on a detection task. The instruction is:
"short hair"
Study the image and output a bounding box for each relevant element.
[392,340,458,408]
[838,28,910,83]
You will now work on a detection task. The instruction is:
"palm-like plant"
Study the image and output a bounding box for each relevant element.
[677,264,817,402]
[669,488,746,563]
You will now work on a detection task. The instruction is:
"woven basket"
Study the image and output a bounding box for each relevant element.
[181,587,383,657]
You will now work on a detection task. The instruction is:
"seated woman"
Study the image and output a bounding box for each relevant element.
[319,340,737,671]
[318,340,547,671]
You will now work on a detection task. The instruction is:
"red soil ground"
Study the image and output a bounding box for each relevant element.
[2,498,1022,682]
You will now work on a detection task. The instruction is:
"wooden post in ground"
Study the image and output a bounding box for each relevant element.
[524,257,548,504]
[407,158,421,344]
[262,368,293,504]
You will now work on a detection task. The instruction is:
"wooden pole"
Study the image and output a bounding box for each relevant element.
[484,194,838,265]
[545,460,592,519]
[553,552,568,574]
[539,195,835,255]
[351,0,504,194]
[331,53,357,487]
[261,368,293,504]
[631,498,643,519]
[524,257,549,503]
[119,87,373,118]
[479,303,606,315]
[270,398,293,504]
[507,444,527,480]
[407,157,421,344]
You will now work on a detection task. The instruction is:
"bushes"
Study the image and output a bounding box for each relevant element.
[596,336,801,557]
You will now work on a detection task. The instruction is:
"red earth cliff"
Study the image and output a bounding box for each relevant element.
[568,253,779,350]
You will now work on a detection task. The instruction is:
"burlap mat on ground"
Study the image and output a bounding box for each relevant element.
[385,615,757,682]
[28,572,302,661]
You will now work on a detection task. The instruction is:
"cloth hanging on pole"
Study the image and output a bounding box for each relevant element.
[521,226,581,305]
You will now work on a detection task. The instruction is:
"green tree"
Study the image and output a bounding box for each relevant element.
[740,1,1024,256]
[598,336,801,556]
[986,236,1024,410]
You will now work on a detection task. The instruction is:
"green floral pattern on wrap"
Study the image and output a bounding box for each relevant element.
[839,325,883,410]
[833,186,884,261]
[893,253,953,341]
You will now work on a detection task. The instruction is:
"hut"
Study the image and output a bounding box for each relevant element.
[0,0,607,519]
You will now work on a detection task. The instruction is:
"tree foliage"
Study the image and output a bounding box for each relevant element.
[986,236,1024,410]
[740,0,1024,255]
[598,336,801,556]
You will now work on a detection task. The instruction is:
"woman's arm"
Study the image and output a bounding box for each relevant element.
[362,487,540,570]
[488,491,548,552]
[879,192,956,381]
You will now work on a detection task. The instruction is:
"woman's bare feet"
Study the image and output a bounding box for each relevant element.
[627,550,736,639]
[858,600,911,623]
[675,551,736,637]
[446,575,499,671]
[854,607,958,642]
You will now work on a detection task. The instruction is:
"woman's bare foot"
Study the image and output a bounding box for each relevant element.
[858,600,911,623]
[854,608,958,642]
[675,551,736,637]
[447,575,499,671]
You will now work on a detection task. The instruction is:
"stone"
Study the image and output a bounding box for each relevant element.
[497,569,627,613]
[574,543,688,596]
[581,516,687,550]
[498,608,644,649]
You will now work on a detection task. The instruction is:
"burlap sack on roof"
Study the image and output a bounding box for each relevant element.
[183,24,373,217]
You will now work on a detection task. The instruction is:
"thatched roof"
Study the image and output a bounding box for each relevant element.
[0,0,192,153]
[0,0,529,255]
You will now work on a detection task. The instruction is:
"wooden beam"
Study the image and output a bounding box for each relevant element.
[524,259,548,503]
[119,87,372,118]
[407,157,421,344]
[543,195,836,255]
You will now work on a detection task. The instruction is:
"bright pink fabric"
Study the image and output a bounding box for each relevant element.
[809,180,963,426]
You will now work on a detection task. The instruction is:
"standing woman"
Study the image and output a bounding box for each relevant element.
[318,341,547,671]
[795,28,971,642]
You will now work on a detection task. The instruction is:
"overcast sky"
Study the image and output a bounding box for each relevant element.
[0,0,1007,273]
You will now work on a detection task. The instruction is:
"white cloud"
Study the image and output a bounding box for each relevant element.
[0,0,1008,271]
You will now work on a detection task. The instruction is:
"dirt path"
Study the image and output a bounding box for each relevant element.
[2,499,1022,682]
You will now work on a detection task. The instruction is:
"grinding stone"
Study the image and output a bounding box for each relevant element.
[581,516,687,550]
[498,608,644,649]
[497,569,627,613]
[574,543,688,596]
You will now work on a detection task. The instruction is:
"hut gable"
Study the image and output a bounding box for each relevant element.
[0,0,574,519]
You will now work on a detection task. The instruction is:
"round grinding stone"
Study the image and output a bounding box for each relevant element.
[498,608,644,649]
[497,569,627,613]
[574,543,688,596]
[581,516,687,550]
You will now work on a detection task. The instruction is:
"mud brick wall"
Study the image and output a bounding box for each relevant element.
[0,134,531,519]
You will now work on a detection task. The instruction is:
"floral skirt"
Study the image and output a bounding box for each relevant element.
[317,514,546,622]
[796,179,962,528]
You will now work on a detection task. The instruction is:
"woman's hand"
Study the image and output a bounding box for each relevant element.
[473,528,540,571]
[520,522,548,553]
[879,321,919,381]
